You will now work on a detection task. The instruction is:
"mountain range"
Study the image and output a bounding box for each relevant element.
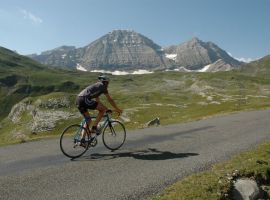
[28,30,242,72]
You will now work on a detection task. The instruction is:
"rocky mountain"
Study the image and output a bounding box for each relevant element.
[28,31,242,72]
[29,30,168,71]
[164,37,242,71]
[79,30,168,70]
[28,46,78,69]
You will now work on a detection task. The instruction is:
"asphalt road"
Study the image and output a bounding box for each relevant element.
[0,109,270,200]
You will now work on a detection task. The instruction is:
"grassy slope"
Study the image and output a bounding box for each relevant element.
[1,49,270,145]
[150,140,270,200]
[0,47,95,120]
[1,71,270,145]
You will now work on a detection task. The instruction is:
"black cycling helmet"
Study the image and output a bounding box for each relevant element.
[98,75,110,82]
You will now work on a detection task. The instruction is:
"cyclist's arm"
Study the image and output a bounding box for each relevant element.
[105,93,122,114]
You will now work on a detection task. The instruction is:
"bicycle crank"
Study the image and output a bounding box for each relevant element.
[90,138,98,147]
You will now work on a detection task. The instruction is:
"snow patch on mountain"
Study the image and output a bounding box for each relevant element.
[76,64,87,71]
[90,69,153,75]
[166,64,211,72]
[165,53,177,61]
[197,64,212,72]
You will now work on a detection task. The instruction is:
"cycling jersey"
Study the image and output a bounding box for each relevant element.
[78,82,108,99]
[76,82,108,113]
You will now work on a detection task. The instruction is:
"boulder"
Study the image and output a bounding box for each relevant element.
[145,117,160,127]
[233,178,262,200]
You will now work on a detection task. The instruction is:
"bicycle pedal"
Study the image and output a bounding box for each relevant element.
[73,142,80,148]
[90,138,98,147]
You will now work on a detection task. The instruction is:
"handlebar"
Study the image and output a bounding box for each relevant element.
[105,109,121,117]
[106,109,113,114]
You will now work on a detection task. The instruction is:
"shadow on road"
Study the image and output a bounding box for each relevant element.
[74,148,199,161]
[126,126,215,148]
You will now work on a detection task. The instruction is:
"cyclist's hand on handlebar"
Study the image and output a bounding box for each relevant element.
[106,109,122,116]
[106,109,113,114]
[114,108,122,116]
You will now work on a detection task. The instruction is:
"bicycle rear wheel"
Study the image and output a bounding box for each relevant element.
[60,124,90,159]
[102,120,126,151]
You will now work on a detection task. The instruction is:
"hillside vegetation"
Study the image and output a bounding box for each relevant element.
[151,139,270,200]
[0,48,270,145]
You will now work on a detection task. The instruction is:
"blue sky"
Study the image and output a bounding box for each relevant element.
[1,0,270,62]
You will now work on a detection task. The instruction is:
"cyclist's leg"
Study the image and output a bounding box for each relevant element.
[92,102,107,130]
[81,111,92,139]
[76,96,92,140]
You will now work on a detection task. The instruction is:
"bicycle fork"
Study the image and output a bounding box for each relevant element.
[108,122,116,136]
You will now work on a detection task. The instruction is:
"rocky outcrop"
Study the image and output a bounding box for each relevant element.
[8,100,34,123]
[204,59,236,72]
[8,95,80,133]
[38,96,71,109]
[30,109,77,133]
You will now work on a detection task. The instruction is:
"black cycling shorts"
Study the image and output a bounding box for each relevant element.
[76,96,98,114]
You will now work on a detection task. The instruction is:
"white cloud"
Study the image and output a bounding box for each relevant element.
[227,52,255,63]
[235,57,254,63]
[89,69,153,75]
[20,9,43,24]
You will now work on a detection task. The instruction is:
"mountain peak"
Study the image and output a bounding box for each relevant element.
[53,46,76,51]
[190,37,201,42]
[186,37,203,45]
[103,29,142,43]
[110,29,135,34]
[164,37,241,70]
[105,29,150,43]
[80,30,166,70]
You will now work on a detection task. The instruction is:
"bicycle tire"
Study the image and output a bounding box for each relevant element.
[102,120,126,151]
[60,124,90,159]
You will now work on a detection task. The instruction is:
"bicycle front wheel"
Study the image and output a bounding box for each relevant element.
[60,124,89,159]
[102,120,126,151]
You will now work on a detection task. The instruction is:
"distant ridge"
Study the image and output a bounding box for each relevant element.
[240,54,270,77]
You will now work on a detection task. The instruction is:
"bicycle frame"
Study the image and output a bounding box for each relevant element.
[60,111,126,158]
[80,112,111,134]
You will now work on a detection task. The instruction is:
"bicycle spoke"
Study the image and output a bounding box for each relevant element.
[102,121,126,150]
[60,125,89,159]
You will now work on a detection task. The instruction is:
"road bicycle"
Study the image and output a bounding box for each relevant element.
[60,110,126,159]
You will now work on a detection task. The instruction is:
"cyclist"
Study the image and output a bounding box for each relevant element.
[76,75,122,145]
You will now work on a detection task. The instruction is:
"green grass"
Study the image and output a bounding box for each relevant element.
[1,49,270,145]
[150,140,270,200]
[1,69,270,145]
